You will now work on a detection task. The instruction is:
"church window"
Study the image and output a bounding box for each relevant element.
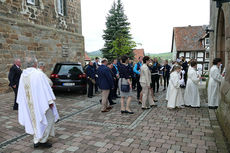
[27,0,35,5]
[57,0,67,16]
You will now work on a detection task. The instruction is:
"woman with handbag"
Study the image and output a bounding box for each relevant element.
[118,56,133,114]
[140,56,157,109]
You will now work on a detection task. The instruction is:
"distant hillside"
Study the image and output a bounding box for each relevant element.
[87,50,172,60]
[145,52,172,60]
[87,50,102,58]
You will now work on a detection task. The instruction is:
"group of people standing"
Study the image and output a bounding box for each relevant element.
[7,55,225,149]
[166,57,225,110]
[86,55,175,113]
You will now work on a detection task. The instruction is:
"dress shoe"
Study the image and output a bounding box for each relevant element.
[116,96,121,98]
[121,110,126,114]
[106,106,113,110]
[88,96,93,98]
[150,104,157,107]
[142,107,150,110]
[125,110,134,114]
[40,142,52,148]
[138,101,142,104]
[34,143,40,148]
[209,106,218,109]
[154,100,158,102]
[101,109,110,113]
[110,102,116,105]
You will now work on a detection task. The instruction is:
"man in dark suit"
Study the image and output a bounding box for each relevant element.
[111,59,120,99]
[86,61,95,98]
[93,57,100,93]
[162,60,171,90]
[97,59,114,112]
[8,58,22,110]
[181,56,188,85]
[107,62,116,105]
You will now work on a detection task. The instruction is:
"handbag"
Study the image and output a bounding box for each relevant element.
[88,77,96,84]
[121,78,130,92]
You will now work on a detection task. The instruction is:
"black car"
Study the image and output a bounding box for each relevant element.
[50,62,87,94]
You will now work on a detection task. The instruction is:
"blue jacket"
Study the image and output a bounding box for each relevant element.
[97,65,114,90]
[86,65,95,79]
[133,62,142,75]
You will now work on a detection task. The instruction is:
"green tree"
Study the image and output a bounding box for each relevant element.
[102,0,136,60]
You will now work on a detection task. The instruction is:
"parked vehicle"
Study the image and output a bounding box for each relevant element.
[50,62,87,94]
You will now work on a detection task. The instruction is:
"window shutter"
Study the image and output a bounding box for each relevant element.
[63,0,67,16]
[35,0,40,6]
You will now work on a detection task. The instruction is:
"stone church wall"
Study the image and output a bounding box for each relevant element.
[0,0,84,93]
[209,0,230,145]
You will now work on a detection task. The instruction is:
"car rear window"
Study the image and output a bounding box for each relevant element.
[56,64,83,75]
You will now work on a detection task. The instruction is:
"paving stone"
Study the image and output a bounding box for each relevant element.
[0,88,229,153]
[31,150,44,153]
[59,135,70,139]
[66,146,79,152]
[97,148,108,152]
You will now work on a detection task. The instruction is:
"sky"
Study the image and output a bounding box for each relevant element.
[81,0,210,54]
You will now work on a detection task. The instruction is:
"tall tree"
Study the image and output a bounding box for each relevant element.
[102,0,136,60]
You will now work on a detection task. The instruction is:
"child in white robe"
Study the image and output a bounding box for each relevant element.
[167,65,185,109]
[184,61,201,107]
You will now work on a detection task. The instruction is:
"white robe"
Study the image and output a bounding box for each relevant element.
[184,67,200,107]
[38,68,53,86]
[208,65,223,107]
[17,68,59,141]
[167,71,184,108]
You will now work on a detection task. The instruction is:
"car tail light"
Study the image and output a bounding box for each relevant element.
[78,73,86,78]
[50,74,59,78]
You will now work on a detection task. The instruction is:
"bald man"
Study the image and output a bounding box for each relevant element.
[8,58,22,110]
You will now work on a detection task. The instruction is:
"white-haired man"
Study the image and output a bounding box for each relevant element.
[8,58,22,110]
[17,57,59,148]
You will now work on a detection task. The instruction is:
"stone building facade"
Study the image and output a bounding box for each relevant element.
[0,0,84,93]
[209,0,230,144]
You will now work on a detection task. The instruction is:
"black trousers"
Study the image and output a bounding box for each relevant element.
[136,76,142,99]
[12,87,18,110]
[163,75,170,89]
[152,75,159,93]
[108,89,113,105]
[87,80,93,97]
[95,78,98,92]
[113,79,118,98]
[132,77,136,89]
[184,72,188,85]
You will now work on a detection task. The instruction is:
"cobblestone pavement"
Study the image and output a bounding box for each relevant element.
[0,86,229,153]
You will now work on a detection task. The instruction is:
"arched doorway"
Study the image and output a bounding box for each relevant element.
[216,9,225,70]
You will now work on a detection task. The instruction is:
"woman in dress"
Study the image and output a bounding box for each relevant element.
[118,56,133,114]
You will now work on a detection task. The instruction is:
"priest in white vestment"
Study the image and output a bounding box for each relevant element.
[184,61,201,107]
[17,57,59,148]
[38,61,53,86]
[208,58,223,109]
[167,65,185,109]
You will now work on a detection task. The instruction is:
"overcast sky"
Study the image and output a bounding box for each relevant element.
[81,0,210,54]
